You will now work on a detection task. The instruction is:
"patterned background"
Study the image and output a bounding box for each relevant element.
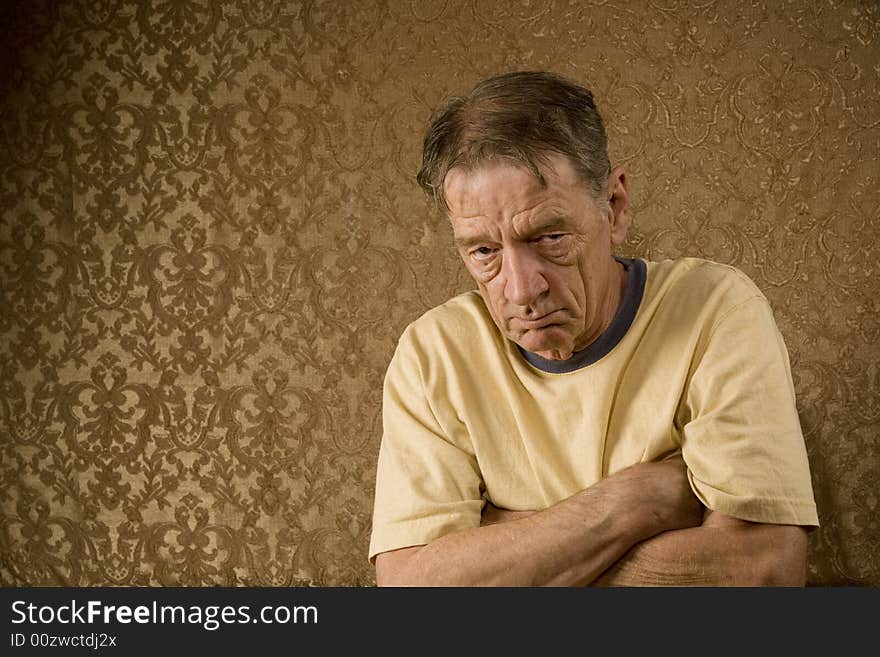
[0,0,877,587]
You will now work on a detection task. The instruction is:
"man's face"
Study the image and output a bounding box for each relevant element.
[444,153,629,361]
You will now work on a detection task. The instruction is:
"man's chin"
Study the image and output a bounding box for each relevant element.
[513,329,575,361]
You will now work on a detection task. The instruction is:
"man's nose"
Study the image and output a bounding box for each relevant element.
[502,247,549,307]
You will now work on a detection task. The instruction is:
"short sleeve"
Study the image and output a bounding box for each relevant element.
[368,327,484,563]
[680,295,819,527]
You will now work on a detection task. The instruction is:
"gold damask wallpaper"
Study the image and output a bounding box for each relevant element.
[0,0,877,586]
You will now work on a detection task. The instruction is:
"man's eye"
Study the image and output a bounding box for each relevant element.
[471,246,496,260]
[538,234,565,243]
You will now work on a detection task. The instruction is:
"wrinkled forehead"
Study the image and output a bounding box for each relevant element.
[443,154,578,218]
[444,165,536,218]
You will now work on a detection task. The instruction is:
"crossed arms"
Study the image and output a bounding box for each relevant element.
[374,457,808,587]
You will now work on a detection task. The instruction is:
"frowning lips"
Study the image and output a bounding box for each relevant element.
[509,310,565,330]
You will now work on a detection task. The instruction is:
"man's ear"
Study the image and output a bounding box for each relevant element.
[607,165,630,246]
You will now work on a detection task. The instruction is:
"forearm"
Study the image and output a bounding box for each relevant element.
[593,522,808,587]
[376,459,705,587]
[400,488,667,586]
[378,487,648,586]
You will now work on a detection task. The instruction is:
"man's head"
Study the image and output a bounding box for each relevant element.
[417,70,612,213]
[417,71,631,361]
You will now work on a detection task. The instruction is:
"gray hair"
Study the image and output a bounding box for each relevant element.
[416,70,611,212]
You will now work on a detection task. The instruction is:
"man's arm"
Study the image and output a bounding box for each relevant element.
[375,458,704,586]
[592,510,808,586]
[480,504,808,586]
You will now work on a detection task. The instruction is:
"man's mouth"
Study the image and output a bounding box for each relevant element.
[513,311,561,330]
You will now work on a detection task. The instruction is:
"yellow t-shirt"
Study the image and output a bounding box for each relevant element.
[368,257,819,562]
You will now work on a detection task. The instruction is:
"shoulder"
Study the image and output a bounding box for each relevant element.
[394,290,501,365]
[404,289,488,335]
[645,257,767,311]
[634,257,776,345]
[385,291,504,402]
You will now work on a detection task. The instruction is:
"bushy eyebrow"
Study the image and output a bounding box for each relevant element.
[453,235,488,250]
[453,216,573,250]
[525,216,571,236]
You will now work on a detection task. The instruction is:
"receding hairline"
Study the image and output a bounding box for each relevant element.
[442,152,611,222]
[440,150,609,213]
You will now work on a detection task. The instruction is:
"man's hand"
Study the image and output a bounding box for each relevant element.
[588,459,809,586]
[609,455,705,533]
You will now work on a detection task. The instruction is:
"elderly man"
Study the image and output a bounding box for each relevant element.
[368,71,819,586]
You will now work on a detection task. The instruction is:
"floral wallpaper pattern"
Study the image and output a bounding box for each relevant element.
[0,0,877,586]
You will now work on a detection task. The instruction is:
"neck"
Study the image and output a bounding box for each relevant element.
[573,257,628,354]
